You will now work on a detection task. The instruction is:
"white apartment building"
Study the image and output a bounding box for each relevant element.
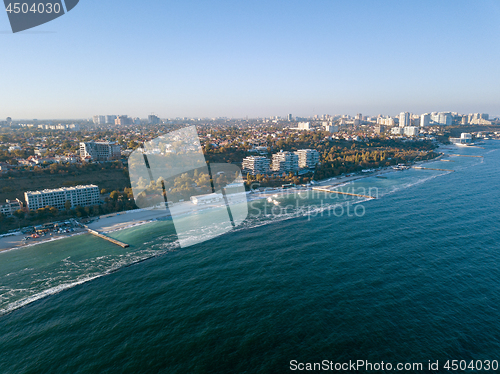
[242,156,270,175]
[80,141,121,161]
[92,115,106,125]
[391,127,404,135]
[399,112,411,128]
[403,126,419,137]
[450,133,473,144]
[420,113,431,127]
[297,122,311,130]
[294,149,320,169]
[25,185,100,211]
[431,112,452,126]
[271,151,299,174]
[0,199,22,217]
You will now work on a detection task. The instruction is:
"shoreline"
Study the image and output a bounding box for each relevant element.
[0,151,446,254]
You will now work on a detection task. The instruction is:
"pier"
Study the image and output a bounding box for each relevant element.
[87,228,129,248]
[412,167,455,172]
[447,154,483,158]
[312,187,376,199]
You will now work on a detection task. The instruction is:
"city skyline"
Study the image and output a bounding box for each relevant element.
[1,0,500,119]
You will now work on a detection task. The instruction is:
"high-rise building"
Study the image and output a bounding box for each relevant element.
[242,156,270,175]
[374,125,386,134]
[399,112,411,128]
[92,115,105,125]
[294,149,320,169]
[420,113,431,127]
[80,141,121,161]
[25,185,100,211]
[148,115,160,124]
[271,151,299,174]
[468,113,491,125]
[431,112,452,126]
[105,115,117,124]
[115,115,132,126]
[287,114,293,121]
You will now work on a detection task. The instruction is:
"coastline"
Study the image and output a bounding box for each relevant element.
[0,151,445,254]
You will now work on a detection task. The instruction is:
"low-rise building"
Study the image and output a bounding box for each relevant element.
[0,199,22,217]
[404,126,419,137]
[450,133,473,145]
[391,127,404,135]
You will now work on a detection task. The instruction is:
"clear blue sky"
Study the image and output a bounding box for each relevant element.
[1,0,499,119]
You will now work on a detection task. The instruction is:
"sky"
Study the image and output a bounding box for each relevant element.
[1,0,499,119]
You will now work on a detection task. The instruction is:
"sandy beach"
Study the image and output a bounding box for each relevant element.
[0,228,88,253]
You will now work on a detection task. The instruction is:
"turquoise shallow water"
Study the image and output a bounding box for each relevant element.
[0,142,499,373]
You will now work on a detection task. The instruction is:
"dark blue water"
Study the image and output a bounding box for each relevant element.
[1,143,499,373]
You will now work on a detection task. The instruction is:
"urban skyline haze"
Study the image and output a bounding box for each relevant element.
[1,0,500,119]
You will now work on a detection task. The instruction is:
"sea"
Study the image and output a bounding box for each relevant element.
[1,141,499,373]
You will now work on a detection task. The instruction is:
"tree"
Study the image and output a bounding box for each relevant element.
[65,200,72,211]
[110,190,120,201]
[13,209,24,219]
[127,141,139,150]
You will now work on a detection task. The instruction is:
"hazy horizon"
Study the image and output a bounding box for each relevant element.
[2,0,499,119]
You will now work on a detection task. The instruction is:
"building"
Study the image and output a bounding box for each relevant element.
[271,151,299,174]
[374,125,386,134]
[24,185,100,211]
[431,112,452,126]
[190,193,223,205]
[403,126,419,137]
[399,112,411,128]
[92,115,105,125]
[294,149,320,169]
[115,115,132,126]
[0,199,22,217]
[420,113,431,127]
[148,115,160,124]
[450,133,473,145]
[105,115,117,124]
[391,127,404,135]
[297,122,311,130]
[468,113,491,125]
[79,141,121,161]
[324,124,338,133]
[242,156,270,175]
[287,114,293,121]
